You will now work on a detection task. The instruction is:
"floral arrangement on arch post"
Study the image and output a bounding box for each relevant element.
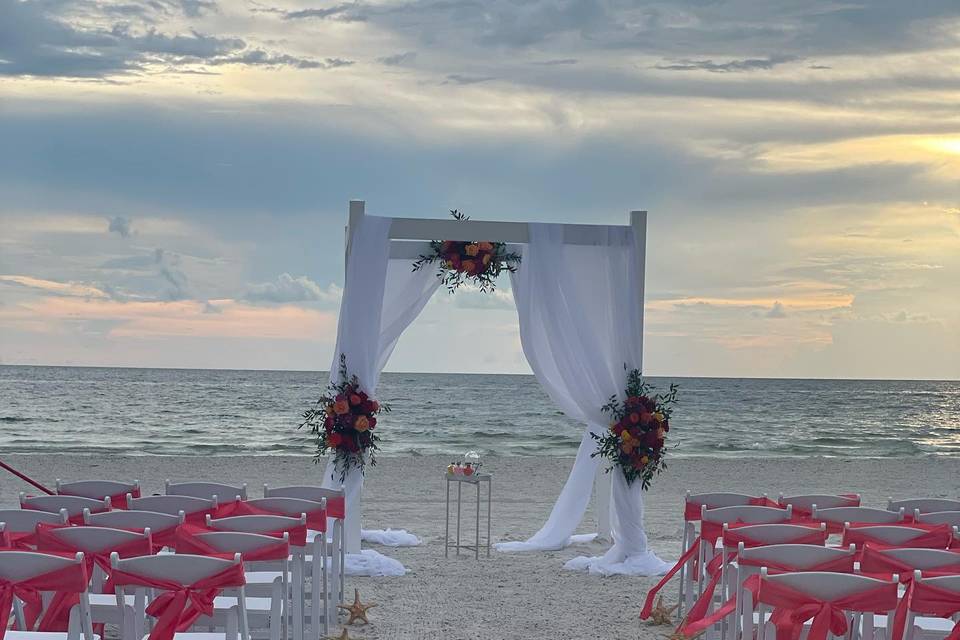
[299,354,388,483]
[411,209,522,292]
[590,367,678,490]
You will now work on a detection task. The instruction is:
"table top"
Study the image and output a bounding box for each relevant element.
[445,472,492,483]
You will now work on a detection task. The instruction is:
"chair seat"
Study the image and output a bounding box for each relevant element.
[6,634,101,640]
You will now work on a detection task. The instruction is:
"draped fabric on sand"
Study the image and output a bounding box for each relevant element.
[320,214,440,572]
[496,223,670,576]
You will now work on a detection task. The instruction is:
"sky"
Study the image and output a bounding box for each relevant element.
[1,0,959,379]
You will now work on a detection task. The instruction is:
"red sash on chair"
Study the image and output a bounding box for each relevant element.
[890,578,960,640]
[0,558,89,640]
[173,523,291,560]
[223,500,326,535]
[843,524,954,553]
[105,487,141,510]
[33,522,154,631]
[680,543,854,634]
[109,561,246,640]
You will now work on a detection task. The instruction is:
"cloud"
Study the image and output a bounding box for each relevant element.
[0,275,110,299]
[653,55,799,73]
[243,274,342,304]
[766,301,788,318]
[283,3,364,21]
[443,74,495,85]
[534,58,578,66]
[0,0,339,78]
[107,216,133,238]
[378,52,416,66]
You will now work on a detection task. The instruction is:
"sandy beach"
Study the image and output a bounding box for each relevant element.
[2,454,957,640]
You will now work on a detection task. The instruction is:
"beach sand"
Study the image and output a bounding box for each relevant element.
[2,454,957,640]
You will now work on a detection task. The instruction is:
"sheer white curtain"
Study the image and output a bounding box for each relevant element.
[319,214,440,569]
[497,222,669,576]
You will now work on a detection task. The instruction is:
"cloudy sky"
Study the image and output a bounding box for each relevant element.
[1,0,959,379]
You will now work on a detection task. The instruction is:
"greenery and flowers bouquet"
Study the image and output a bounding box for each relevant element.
[590,367,678,490]
[299,354,387,483]
[411,210,522,292]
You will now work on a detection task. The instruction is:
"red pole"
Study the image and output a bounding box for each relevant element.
[0,459,54,495]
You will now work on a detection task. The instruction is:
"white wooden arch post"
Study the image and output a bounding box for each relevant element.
[340,200,647,550]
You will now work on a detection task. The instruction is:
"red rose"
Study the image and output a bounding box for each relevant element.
[612,423,625,436]
[335,394,345,403]
[628,412,640,424]
[449,254,462,269]
[361,400,374,413]
[639,412,653,426]
[440,241,455,254]
[349,394,362,406]
[369,416,377,429]
[370,400,380,412]
[323,416,334,430]
[328,432,343,448]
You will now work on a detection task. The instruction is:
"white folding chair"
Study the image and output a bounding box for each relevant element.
[902,572,960,640]
[20,494,111,519]
[35,526,153,640]
[0,509,69,541]
[56,480,141,502]
[746,570,898,640]
[915,511,960,527]
[261,485,345,607]
[205,514,308,640]
[165,481,247,502]
[0,550,97,640]
[183,531,291,640]
[844,524,948,548]
[889,498,960,515]
[110,553,249,640]
[241,497,332,635]
[733,544,856,640]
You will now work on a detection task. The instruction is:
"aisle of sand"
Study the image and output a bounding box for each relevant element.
[2,455,956,640]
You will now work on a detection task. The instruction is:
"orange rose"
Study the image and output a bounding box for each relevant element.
[477,242,493,251]
[461,259,476,273]
[621,440,634,454]
[482,254,491,266]
[640,455,649,465]
[354,416,370,432]
[465,243,479,257]
[325,404,335,417]
[349,394,362,406]
[333,400,349,415]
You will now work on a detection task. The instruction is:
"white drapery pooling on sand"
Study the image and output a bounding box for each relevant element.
[320,214,439,572]
[495,223,670,576]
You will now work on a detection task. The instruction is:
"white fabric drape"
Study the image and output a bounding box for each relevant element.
[496,222,669,576]
[320,214,440,562]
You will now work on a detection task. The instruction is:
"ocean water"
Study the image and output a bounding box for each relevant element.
[1,365,958,459]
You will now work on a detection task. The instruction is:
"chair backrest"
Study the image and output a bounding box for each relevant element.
[56,479,140,501]
[84,508,184,531]
[878,547,960,570]
[205,514,306,542]
[889,498,960,514]
[740,543,855,571]
[0,549,86,583]
[166,480,247,501]
[762,570,898,603]
[846,525,934,546]
[726,523,827,546]
[263,484,342,503]
[244,496,326,517]
[702,504,791,525]
[20,493,110,517]
[686,492,762,510]
[813,506,904,525]
[192,531,290,555]
[779,493,860,512]
[915,573,960,596]
[0,508,68,532]
[110,551,243,585]
[128,494,217,515]
[915,510,960,527]
[41,525,152,554]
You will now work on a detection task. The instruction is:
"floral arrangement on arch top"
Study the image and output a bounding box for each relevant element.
[411,210,522,293]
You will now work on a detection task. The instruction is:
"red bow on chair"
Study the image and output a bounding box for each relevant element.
[110,561,246,640]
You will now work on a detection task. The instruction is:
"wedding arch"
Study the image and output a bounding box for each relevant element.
[318,200,668,576]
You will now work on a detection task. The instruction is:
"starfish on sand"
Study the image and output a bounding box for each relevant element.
[338,588,377,625]
[646,596,679,625]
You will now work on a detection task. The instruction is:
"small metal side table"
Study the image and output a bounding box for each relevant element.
[444,472,491,559]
